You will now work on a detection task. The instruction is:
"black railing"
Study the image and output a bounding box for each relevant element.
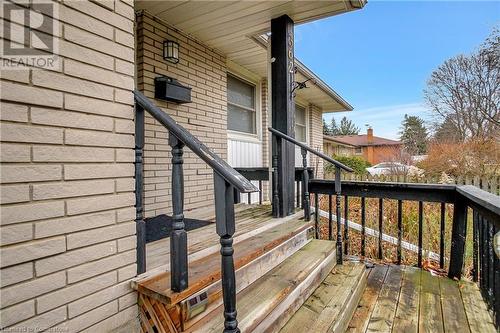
[134,91,257,333]
[309,179,500,328]
[233,167,314,208]
[268,127,353,264]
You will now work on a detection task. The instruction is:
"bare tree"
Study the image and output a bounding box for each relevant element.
[424,28,499,140]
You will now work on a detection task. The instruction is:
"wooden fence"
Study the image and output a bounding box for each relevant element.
[324,172,500,195]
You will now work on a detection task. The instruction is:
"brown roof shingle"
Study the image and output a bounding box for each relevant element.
[324,134,402,147]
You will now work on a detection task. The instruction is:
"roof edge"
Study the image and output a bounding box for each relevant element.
[295,59,354,112]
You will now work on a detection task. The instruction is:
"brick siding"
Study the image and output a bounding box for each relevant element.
[136,11,228,218]
[0,1,138,331]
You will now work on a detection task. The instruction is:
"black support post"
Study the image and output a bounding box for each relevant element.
[271,14,295,217]
[135,104,146,274]
[335,168,342,264]
[302,148,310,221]
[448,198,468,280]
[214,173,239,333]
[169,133,188,292]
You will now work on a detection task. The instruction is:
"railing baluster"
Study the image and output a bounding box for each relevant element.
[328,194,333,241]
[169,133,188,292]
[480,215,486,295]
[344,196,349,255]
[397,199,402,265]
[494,222,500,329]
[487,219,494,310]
[259,180,263,205]
[448,198,468,280]
[418,201,423,268]
[472,210,479,282]
[214,173,239,333]
[335,167,342,264]
[378,198,383,260]
[440,202,446,269]
[296,180,300,208]
[314,193,319,239]
[302,148,310,221]
[272,146,279,218]
[135,104,146,274]
[361,196,366,257]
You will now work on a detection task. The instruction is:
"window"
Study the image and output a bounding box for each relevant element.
[295,104,306,142]
[355,147,362,154]
[227,74,256,134]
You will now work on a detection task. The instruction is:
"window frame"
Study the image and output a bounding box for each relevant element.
[226,72,261,141]
[294,102,308,144]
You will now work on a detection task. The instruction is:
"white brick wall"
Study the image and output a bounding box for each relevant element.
[136,12,228,217]
[0,1,138,332]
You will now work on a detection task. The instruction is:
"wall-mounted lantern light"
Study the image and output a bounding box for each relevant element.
[163,40,179,64]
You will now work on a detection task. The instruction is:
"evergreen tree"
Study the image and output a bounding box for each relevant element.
[433,115,462,143]
[323,118,330,135]
[399,114,428,155]
[337,116,360,135]
[330,117,339,135]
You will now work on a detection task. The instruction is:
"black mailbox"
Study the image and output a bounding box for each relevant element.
[154,76,192,104]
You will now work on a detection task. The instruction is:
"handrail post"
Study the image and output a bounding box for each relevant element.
[335,167,343,264]
[169,133,188,292]
[272,136,280,218]
[448,197,468,280]
[135,104,146,274]
[301,148,310,221]
[214,173,239,333]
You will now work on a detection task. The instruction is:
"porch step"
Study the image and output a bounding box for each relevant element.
[279,259,368,333]
[186,239,337,333]
[134,215,313,331]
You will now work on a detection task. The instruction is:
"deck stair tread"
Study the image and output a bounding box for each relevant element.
[145,205,302,271]
[279,259,368,333]
[186,240,337,333]
[134,216,313,306]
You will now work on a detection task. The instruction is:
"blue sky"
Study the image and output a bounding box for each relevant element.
[295,1,499,139]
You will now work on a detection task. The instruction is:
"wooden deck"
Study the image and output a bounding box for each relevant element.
[347,264,496,333]
[145,204,298,271]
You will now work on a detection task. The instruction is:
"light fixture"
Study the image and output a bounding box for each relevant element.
[163,40,179,64]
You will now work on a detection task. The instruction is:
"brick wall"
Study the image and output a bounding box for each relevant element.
[309,104,324,178]
[0,1,138,331]
[136,11,227,218]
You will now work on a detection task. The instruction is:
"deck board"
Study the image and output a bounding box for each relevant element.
[348,264,496,333]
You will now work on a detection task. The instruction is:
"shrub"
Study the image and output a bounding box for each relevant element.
[324,155,371,174]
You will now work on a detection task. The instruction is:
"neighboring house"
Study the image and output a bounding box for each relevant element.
[323,127,403,164]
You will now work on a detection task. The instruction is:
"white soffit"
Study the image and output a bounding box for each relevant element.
[136,0,364,112]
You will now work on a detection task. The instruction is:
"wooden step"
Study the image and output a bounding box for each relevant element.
[186,240,337,333]
[134,216,314,331]
[144,206,303,273]
[279,259,368,333]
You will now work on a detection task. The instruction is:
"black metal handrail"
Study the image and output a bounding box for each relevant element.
[268,127,353,172]
[309,179,499,328]
[268,127,353,264]
[134,91,258,333]
[135,91,258,193]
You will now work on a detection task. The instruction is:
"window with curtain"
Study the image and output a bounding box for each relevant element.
[295,104,307,142]
[227,74,256,134]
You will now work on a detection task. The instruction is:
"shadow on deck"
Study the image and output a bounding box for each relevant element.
[348,264,496,333]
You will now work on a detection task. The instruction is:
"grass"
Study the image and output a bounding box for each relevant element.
[316,195,475,278]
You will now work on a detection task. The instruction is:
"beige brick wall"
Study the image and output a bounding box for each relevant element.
[136,12,228,217]
[0,1,138,332]
[309,104,324,178]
